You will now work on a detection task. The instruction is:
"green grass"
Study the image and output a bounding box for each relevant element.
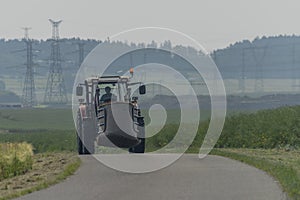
[145,107,273,152]
[142,109,212,125]
[211,149,300,200]
[0,131,77,153]
[0,108,77,153]
[0,154,81,200]
[187,105,300,150]
[0,109,79,200]
[0,105,299,152]
[0,108,74,131]
[0,106,300,199]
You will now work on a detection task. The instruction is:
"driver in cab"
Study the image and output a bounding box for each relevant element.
[100,86,117,103]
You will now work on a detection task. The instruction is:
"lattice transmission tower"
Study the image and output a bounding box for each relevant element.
[239,49,246,95]
[21,27,37,107]
[77,42,85,66]
[44,19,68,104]
[252,46,267,93]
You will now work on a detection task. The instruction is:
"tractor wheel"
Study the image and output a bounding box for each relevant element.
[129,138,145,153]
[76,111,95,155]
[129,117,145,153]
[77,134,84,155]
[76,111,84,155]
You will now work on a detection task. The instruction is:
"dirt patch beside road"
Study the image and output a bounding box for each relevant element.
[0,153,80,200]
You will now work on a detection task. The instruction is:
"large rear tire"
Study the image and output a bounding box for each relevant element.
[129,117,145,153]
[129,138,145,153]
[76,111,95,155]
[76,111,84,155]
[77,134,84,155]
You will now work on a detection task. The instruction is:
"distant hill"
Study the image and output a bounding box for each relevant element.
[1,35,300,81]
[213,35,300,79]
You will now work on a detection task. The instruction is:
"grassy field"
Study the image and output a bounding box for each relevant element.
[188,105,300,150]
[0,108,74,131]
[0,106,300,199]
[1,106,300,152]
[0,108,79,199]
[0,108,76,153]
[0,131,77,153]
[147,105,300,152]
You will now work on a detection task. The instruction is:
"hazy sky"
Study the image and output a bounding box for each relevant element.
[0,0,299,51]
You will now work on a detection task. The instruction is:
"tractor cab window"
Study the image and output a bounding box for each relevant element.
[98,84,117,103]
[97,81,129,103]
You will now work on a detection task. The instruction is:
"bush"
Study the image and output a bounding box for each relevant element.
[0,143,33,180]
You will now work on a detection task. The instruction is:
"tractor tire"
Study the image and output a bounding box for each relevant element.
[77,134,84,155]
[76,111,95,155]
[129,138,145,153]
[129,117,145,153]
[76,111,84,155]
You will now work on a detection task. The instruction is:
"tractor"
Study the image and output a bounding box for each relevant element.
[75,69,146,154]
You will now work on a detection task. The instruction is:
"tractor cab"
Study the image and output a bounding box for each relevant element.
[76,71,146,154]
[95,76,135,105]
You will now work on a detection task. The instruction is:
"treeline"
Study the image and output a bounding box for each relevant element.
[213,35,300,79]
[2,35,300,82]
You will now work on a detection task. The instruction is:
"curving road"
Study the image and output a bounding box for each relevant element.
[16,155,287,200]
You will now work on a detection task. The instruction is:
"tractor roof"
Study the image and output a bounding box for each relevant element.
[85,75,130,84]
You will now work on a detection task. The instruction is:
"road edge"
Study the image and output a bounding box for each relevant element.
[212,149,291,200]
[0,155,81,200]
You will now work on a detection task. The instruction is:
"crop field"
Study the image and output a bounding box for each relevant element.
[0,108,210,153]
[0,108,79,199]
[187,105,300,150]
[0,131,77,153]
[0,108,76,153]
[0,108,74,131]
[146,105,300,152]
[0,106,300,152]
[0,105,299,198]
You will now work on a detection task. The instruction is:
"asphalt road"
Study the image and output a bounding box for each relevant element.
[16,155,287,200]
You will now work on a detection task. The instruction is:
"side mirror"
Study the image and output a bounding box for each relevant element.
[139,85,146,95]
[76,86,83,96]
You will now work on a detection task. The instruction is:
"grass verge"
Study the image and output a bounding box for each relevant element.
[0,143,33,180]
[212,148,300,200]
[0,153,81,200]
